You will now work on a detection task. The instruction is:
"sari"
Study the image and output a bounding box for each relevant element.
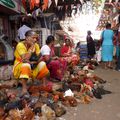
[60,45,72,56]
[60,44,80,65]
[13,42,49,80]
[40,45,67,80]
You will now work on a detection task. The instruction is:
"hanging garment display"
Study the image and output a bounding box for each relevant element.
[22,0,26,11]
[42,0,49,11]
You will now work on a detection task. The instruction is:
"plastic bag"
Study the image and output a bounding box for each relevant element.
[0,65,13,80]
[95,47,102,62]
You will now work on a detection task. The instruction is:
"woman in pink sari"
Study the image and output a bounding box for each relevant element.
[40,35,67,81]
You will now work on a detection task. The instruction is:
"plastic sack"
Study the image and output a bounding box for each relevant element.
[95,47,101,62]
[0,65,13,80]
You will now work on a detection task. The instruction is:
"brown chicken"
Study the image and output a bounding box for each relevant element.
[28,85,52,94]
[0,107,5,120]
[7,109,22,120]
[62,96,77,107]
[21,106,34,120]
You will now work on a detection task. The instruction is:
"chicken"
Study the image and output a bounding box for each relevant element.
[62,96,77,107]
[8,109,21,120]
[0,107,5,120]
[28,85,52,94]
[21,106,34,120]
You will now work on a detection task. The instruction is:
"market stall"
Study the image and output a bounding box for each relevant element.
[0,0,119,119]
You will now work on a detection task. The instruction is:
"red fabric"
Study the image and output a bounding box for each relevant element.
[50,47,55,57]
[61,45,70,55]
[41,45,67,81]
[22,0,26,10]
[35,0,40,4]
[47,59,67,80]
[30,0,35,10]
[42,0,48,11]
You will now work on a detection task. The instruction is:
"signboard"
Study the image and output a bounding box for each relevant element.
[0,0,25,13]
[0,0,15,8]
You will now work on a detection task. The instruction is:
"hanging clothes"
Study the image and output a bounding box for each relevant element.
[35,0,40,7]
[42,0,49,11]
[30,0,35,10]
[30,0,40,10]
[22,0,26,11]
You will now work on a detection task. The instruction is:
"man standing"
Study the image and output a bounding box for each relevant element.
[17,18,31,41]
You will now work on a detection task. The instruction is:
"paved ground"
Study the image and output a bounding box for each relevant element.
[58,67,120,120]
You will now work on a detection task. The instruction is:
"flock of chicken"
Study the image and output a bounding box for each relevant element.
[0,60,111,120]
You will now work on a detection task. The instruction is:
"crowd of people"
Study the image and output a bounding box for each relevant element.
[100,23,120,70]
[14,28,80,95]
[85,23,120,71]
[12,20,120,96]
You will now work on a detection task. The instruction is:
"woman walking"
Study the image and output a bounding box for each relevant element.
[101,23,114,69]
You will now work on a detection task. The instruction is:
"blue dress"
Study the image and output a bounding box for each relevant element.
[101,29,114,61]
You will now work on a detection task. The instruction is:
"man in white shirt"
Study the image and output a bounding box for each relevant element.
[17,21,31,41]
[40,44,51,56]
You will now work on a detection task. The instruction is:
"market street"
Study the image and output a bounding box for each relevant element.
[1,0,120,119]
[59,67,120,120]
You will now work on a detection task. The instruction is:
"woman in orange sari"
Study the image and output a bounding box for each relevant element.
[13,30,49,94]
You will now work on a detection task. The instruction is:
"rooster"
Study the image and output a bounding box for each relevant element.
[21,106,34,120]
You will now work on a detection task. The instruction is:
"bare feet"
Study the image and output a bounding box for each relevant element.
[21,88,27,95]
[107,66,113,69]
[20,78,28,95]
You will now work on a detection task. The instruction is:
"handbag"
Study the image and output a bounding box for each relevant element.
[30,53,40,69]
[30,53,40,61]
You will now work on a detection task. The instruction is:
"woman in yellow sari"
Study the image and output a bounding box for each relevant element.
[13,30,49,94]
